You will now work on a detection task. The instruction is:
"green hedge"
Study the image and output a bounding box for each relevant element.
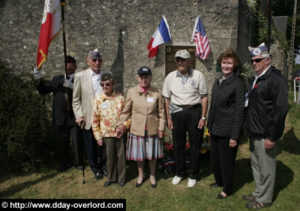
[0,64,57,172]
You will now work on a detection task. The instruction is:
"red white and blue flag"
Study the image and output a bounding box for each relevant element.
[147,16,171,58]
[36,0,61,68]
[191,16,211,60]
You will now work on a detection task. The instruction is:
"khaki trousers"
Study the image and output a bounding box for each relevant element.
[250,138,277,203]
[103,137,126,183]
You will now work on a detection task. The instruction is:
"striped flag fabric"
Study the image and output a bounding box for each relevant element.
[36,0,61,68]
[147,16,171,58]
[191,16,211,60]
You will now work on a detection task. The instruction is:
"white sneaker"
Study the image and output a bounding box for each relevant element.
[187,178,197,187]
[172,176,183,185]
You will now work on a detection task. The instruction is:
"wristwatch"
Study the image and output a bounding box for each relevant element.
[201,117,207,120]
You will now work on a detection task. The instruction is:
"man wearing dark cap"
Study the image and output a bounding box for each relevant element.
[33,56,84,172]
[162,49,208,188]
[243,43,288,209]
[73,49,106,180]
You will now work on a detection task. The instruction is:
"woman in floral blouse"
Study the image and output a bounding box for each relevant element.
[117,66,165,188]
[92,73,130,187]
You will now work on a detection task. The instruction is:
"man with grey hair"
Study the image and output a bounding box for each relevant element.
[243,43,288,209]
[162,49,208,188]
[73,49,106,180]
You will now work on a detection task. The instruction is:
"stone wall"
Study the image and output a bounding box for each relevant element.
[0,0,242,94]
[270,40,288,77]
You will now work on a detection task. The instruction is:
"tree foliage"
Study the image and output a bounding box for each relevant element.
[0,64,57,172]
[272,0,300,52]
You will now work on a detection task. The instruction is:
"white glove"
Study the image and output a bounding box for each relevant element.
[33,67,43,80]
[63,78,74,89]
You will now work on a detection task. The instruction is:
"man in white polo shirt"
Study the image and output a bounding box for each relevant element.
[162,49,208,187]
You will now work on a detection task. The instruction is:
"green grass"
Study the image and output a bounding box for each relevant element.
[1,97,300,210]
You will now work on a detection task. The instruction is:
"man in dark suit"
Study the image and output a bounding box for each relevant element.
[34,56,84,172]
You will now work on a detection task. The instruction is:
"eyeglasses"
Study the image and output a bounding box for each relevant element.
[92,58,102,62]
[175,58,187,62]
[251,58,265,63]
[100,82,112,87]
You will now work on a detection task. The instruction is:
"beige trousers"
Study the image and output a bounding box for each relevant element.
[250,138,277,203]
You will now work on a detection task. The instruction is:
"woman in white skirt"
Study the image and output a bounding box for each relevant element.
[117,66,165,188]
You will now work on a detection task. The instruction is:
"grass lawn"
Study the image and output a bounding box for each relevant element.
[1,101,300,210]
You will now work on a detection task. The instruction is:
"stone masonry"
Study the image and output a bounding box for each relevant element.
[0,0,248,95]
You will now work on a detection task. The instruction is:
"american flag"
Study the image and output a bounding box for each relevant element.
[191,16,211,60]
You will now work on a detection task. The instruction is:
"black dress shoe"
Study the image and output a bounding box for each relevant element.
[136,182,143,188]
[104,181,111,187]
[118,182,125,187]
[151,183,157,188]
[210,183,221,188]
[95,172,103,180]
[217,193,227,199]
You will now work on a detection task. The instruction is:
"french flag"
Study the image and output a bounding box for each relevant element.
[147,16,171,58]
[37,0,61,68]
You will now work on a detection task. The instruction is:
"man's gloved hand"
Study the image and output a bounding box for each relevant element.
[33,67,43,80]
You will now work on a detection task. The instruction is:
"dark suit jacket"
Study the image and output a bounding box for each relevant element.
[37,75,75,126]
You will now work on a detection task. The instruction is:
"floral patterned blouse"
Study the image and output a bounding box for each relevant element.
[92,92,130,141]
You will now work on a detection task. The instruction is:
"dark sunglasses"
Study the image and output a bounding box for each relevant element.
[100,82,112,87]
[251,58,265,63]
[175,58,187,62]
[92,58,102,62]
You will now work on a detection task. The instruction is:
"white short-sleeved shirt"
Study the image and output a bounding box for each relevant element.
[162,68,208,106]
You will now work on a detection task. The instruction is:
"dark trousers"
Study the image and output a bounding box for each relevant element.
[57,124,84,169]
[82,129,106,174]
[171,107,203,179]
[210,135,237,195]
[103,137,126,183]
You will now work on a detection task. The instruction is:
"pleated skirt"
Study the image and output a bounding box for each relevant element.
[126,133,164,161]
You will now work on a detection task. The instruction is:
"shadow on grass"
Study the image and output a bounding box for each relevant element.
[125,160,138,183]
[278,127,300,155]
[199,153,212,179]
[233,159,294,202]
[273,161,294,202]
[234,158,253,193]
[0,171,58,198]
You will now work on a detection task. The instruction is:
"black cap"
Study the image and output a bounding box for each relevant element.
[137,66,152,76]
[66,55,76,64]
[101,73,114,82]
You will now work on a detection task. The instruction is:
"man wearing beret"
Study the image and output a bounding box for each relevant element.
[243,43,288,209]
[162,49,208,188]
[33,56,84,172]
[73,49,106,180]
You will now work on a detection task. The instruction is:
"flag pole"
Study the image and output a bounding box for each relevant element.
[60,0,67,74]
[191,16,199,43]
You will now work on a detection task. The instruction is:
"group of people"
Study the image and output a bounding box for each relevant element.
[34,42,288,210]
[207,43,288,210]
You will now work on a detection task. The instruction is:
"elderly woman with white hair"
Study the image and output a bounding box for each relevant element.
[117,66,165,188]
